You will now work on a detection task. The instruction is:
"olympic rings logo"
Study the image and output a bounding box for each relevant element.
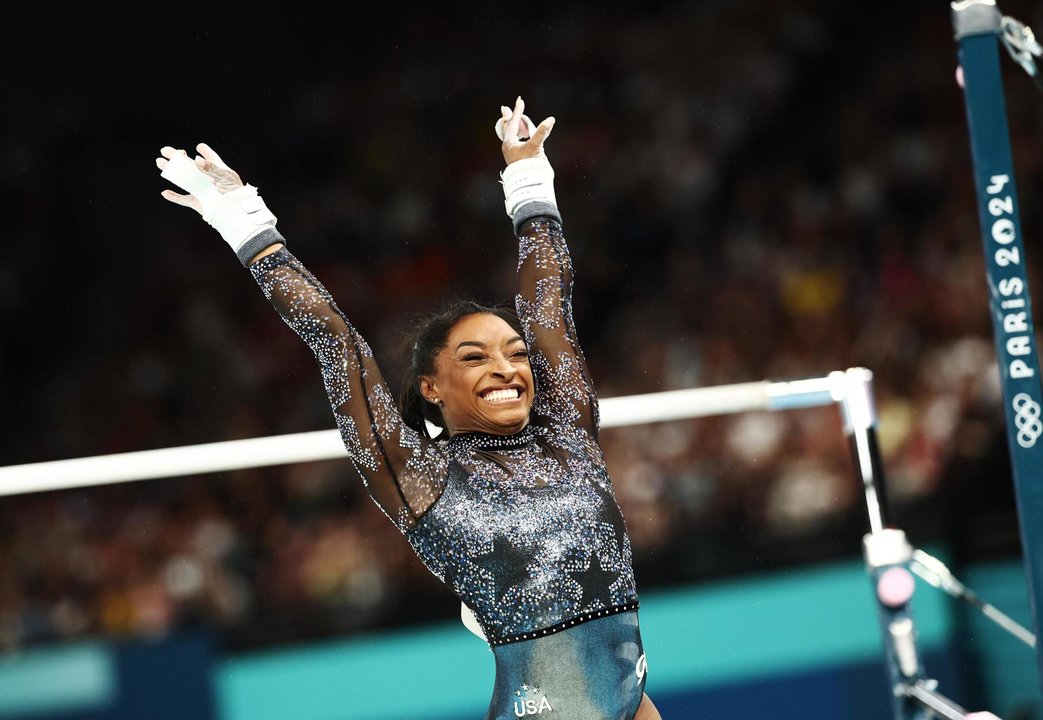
[1013,393,1043,448]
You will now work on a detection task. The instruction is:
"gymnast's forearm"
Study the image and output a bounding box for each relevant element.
[245,239,390,448]
[515,216,599,432]
[247,240,449,529]
[155,143,438,527]
[497,101,599,432]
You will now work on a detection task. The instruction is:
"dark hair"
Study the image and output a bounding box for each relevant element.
[400,301,524,439]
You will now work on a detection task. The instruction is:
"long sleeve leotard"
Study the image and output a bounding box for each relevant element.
[248,215,646,720]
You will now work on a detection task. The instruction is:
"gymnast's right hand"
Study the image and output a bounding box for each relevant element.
[156,143,278,262]
[495,98,557,222]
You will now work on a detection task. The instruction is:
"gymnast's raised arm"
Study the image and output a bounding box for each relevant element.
[498,99,600,439]
[154,144,448,531]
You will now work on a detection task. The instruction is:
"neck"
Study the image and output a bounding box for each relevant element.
[447,416,530,438]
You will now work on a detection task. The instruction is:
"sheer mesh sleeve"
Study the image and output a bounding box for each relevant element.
[249,246,448,531]
[515,217,599,437]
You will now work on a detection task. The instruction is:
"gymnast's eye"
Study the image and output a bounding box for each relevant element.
[512,350,529,359]
[462,353,485,362]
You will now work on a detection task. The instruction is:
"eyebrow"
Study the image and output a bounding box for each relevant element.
[455,336,525,351]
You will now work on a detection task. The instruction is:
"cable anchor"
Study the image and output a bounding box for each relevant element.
[1000,14,1043,88]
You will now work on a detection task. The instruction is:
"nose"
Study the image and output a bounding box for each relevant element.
[490,354,516,379]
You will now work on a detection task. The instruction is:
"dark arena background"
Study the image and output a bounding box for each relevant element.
[2,1,1043,718]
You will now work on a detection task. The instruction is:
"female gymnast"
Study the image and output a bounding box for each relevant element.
[156,97,662,720]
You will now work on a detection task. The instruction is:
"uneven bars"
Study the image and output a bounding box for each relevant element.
[0,375,840,497]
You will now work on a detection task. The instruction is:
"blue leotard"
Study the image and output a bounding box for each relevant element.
[247,211,647,719]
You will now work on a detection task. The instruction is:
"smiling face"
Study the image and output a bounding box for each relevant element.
[419,313,535,436]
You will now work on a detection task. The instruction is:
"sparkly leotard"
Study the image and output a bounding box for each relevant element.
[247,214,647,720]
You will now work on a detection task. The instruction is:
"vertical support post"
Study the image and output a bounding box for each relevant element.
[953,0,1043,690]
[839,368,926,719]
[839,368,1003,718]
[865,530,931,720]
[834,368,890,533]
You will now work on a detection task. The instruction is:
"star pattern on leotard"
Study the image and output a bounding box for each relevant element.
[474,535,534,601]
[569,553,618,610]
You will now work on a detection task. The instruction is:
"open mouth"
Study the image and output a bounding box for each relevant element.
[481,387,523,403]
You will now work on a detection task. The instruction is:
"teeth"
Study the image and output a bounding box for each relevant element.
[484,388,520,403]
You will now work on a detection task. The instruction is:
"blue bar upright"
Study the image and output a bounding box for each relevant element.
[953,0,1043,692]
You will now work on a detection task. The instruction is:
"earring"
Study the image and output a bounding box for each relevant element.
[429,397,443,407]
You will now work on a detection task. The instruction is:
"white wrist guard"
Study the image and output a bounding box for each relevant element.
[500,156,557,220]
[161,153,277,254]
[203,185,277,254]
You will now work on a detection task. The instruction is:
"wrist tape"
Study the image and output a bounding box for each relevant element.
[501,156,556,219]
[161,153,277,254]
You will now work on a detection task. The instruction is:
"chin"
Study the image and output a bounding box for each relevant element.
[491,411,529,433]
[491,418,526,433]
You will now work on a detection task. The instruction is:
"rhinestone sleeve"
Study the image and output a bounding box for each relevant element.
[249,247,448,531]
[515,218,600,437]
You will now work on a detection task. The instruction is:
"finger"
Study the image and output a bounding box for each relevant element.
[161,189,195,207]
[505,96,524,142]
[160,146,186,159]
[196,143,228,169]
[156,157,168,170]
[530,116,555,147]
[496,105,512,140]
[505,113,522,142]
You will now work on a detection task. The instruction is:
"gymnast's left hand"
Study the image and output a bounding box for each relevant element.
[155,143,280,263]
[499,96,555,167]
[155,143,244,215]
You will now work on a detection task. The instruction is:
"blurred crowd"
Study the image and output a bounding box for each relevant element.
[2,0,1041,649]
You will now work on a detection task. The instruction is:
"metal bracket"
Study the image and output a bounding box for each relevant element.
[952,1,1042,89]
[1000,15,1043,84]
